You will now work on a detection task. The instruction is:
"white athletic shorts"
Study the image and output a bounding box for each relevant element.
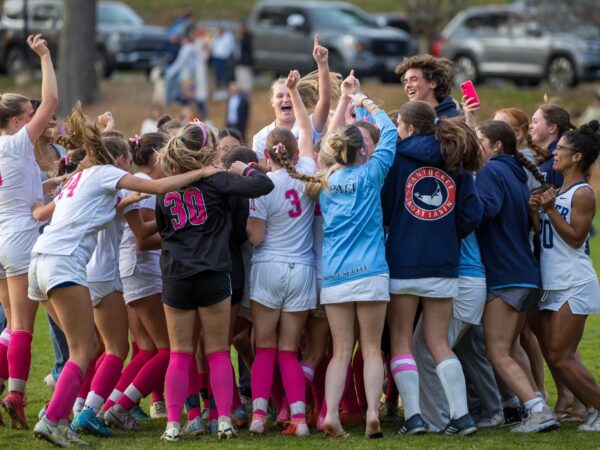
[89,277,123,307]
[453,276,487,325]
[389,277,459,299]
[121,267,162,304]
[539,279,600,315]
[28,249,88,301]
[250,261,316,312]
[0,228,39,279]
[320,274,390,305]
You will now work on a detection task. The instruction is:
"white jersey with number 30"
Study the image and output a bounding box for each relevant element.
[540,182,597,290]
[33,165,128,260]
[249,156,316,264]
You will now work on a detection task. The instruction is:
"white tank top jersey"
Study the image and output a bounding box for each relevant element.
[87,195,126,283]
[540,182,598,290]
[0,126,44,234]
[249,156,316,264]
[119,172,161,277]
[33,165,128,260]
[252,115,321,160]
[312,203,324,279]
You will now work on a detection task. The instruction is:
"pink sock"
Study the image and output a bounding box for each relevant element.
[353,351,366,410]
[186,364,201,421]
[77,357,97,400]
[94,353,107,372]
[320,397,327,418]
[207,350,233,418]
[0,328,11,381]
[152,390,165,403]
[272,366,287,413]
[251,347,276,416]
[86,354,122,412]
[278,351,306,419]
[166,351,193,423]
[118,348,170,410]
[340,364,361,413]
[7,330,32,394]
[103,349,155,411]
[45,361,83,424]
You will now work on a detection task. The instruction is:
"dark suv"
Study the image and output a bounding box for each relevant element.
[432,4,600,90]
[0,0,169,76]
[248,0,417,81]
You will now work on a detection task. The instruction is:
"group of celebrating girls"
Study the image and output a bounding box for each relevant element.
[1,33,600,447]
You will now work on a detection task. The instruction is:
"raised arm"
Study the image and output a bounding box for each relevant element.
[311,34,331,134]
[117,165,223,195]
[26,35,58,143]
[287,70,312,158]
[328,70,359,133]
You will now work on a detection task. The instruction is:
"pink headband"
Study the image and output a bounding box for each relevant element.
[129,134,141,146]
[63,155,69,166]
[189,118,209,148]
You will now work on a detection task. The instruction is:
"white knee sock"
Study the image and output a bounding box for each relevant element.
[436,356,469,420]
[390,354,420,419]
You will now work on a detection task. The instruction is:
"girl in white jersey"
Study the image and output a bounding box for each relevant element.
[246,70,317,437]
[0,35,58,430]
[28,108,219,447]
[251,35,332,163]
[530,120,600,431]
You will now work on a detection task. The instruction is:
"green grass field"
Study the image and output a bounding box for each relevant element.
[1,215,600,448]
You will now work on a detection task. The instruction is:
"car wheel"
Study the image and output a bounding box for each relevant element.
[453,55,478,86]
[6,46,26,75]
[95,52,113,79]
[547,56,576,91]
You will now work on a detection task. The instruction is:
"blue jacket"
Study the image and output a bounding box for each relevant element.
[539,140,563,188]
[382,134,482,279]
[435,96,462,118]
[475,154,541,288]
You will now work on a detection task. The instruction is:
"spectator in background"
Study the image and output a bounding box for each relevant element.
[225,81,249,141]
[194,28,210,120]
[234,19,253,93]
[140,104,164,135]
[210,25,236,102]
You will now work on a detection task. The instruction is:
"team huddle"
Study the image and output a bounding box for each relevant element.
[1,33,600,447]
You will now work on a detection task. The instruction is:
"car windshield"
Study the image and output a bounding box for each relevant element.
[310,7,376,29]
[97,3,144,26]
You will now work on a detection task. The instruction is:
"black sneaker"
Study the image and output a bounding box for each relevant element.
[440,413,477,436]
[398,413,427,435]
[503,406,525,426]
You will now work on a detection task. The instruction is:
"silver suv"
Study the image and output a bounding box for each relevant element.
[432,4,600,90]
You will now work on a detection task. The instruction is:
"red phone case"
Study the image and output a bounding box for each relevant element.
[460,80,480,106]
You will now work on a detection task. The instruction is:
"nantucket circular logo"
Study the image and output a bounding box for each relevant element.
[404,167,456,220]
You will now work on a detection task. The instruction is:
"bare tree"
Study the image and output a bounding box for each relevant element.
[57,0,99,116]
[399,0,468,54]
[522,0,600,32]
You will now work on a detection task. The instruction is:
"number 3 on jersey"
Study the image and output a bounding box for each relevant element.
[164,187,207,230]
[285,189,302,218]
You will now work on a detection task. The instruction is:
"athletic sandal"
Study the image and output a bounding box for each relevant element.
[217,416,237,440]
[249,414,267,435]
[33,419,73,448]
[2,392,28,429]
[281,418,310,437]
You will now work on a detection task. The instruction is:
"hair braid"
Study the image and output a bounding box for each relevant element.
[513,146,549,189]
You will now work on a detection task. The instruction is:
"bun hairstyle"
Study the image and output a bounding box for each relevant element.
[563,120,600,177]
[0,93,30,129]
[495,107,545,164]
[322,125,364,166]
[129,132,166,167]
[66,102,115,167]
[398,101,483,173]
[159,119,217,174]
[355,120,381,145]
[57,148,86,176]
[265,128,319,183]
[538,104,576,140]
[477,120,549,189]
[222,145,258,169]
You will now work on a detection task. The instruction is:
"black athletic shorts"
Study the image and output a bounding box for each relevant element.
[163,270,232,310]
[231,287,244,306]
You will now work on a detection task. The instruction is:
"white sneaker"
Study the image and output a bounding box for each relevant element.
[150,401,167,419]
[510,406,560,433]
[161,422,181,442]
[58,420,88,446]
[579,408,599,431]
[182,416,205,437]
[217,416,237,440]
[33,419,72,448]
[476,412,505,428]
[44,374,56,391]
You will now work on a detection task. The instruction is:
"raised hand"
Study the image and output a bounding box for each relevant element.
[312,34,329,65]
[341,70,360,98]
[27,34,49,57]
[285,69,301,90]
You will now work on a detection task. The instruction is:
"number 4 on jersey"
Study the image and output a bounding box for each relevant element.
[56,172,83,200]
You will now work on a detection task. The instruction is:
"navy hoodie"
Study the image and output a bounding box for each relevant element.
[382,135,482,279]
[435,96,462,118]
[475,154,541,288]
[538,140,564,188]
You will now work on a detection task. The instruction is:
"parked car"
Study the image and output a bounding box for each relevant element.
[432,4,600,90]
[371,12,412,33]
[0,0,169,76]
[248,0,417,82]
